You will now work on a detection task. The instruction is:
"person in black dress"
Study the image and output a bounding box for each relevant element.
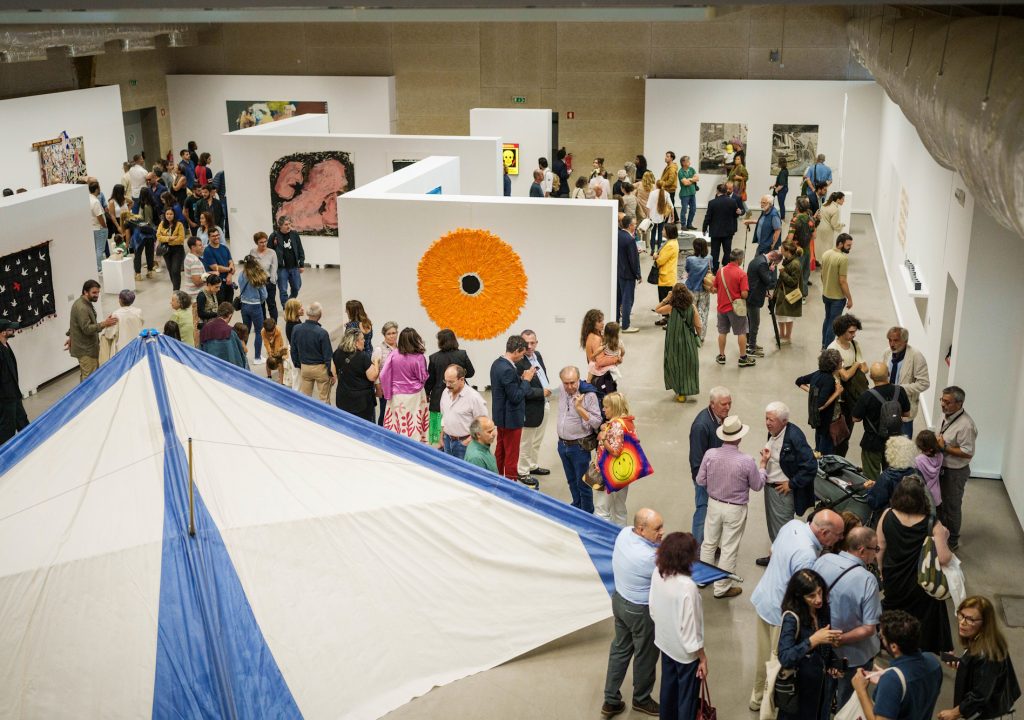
[877,476,954,654]
[0,319,28,445]
[424,329,474,446]
[333,328,380,422]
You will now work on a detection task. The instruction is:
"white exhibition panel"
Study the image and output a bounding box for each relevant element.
[0,364,164,717]
[0,86,127,195]
[869,93,1024,522]
[159,356,612,720]
[347,155,461,196]
[222,129,502,266]
[166,74,396,164]
[0,185,107,393]
[643,79,881,213]
[470,108,553,197]
[339,177,617,378]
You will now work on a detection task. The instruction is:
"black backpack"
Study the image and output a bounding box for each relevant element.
[868,387,903,437]
[808,380,821,429]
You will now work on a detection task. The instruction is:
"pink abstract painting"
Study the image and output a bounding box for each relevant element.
[269,151,354,236]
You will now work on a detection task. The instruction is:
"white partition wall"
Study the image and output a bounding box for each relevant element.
[222,118,502,266]
[339,157,617,371]
[167,75,396,164]
[0,186,104,393]
[643,80,881,212]
[868,93,1024,526]
[470,108,553,197]
[0,86,127,195]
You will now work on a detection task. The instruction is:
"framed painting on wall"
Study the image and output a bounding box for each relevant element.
[226,101,328,131]
[269,151,354,236]
[502,143,520,176]
[33,134,87,186]
[698,123,747,174]
[771,124,819,176]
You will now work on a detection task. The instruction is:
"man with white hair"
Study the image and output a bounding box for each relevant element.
[688,386,731,544]
[290,301,334,403]
[881,326,930,438]
[748,508,845,711]
[744,194,782,256]
[696,415,766,599]
[755,401,819,566]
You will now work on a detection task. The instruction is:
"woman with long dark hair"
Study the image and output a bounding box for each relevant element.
[580,308,605,368]
[657,284,701,403]
[107,183,130,247]
[776,569,843,719]
[938,595,1021,720]
[649,532,707,720]
[424,328,474,447]
[156,207,186,291]
[131,187,158,280]
[344,299,373,356]
[684,236,712,342]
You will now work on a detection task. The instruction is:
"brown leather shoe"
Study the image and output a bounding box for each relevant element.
[600,699,626,718]
[631,698,660,716]
[715,586,743,599]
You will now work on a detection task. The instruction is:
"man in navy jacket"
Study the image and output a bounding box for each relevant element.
[489,335,538,488]
[688,386,732,544]
[702,183,743,272]
[757,401,818,565]
[617,215,641,332]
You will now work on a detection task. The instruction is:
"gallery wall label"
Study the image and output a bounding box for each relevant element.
[502,143,520,176]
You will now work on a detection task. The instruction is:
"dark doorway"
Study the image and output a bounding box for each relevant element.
[123,107,161,165]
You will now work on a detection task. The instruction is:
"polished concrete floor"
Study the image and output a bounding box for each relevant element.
[23,216,1024,718]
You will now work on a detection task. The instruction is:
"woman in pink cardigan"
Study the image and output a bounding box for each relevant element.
[379,327,430,442]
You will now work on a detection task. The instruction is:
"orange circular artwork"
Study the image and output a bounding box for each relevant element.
[417,228,528,340]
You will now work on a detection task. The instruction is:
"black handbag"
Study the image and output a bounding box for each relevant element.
[646,262,660,285]
[773,611,801,714]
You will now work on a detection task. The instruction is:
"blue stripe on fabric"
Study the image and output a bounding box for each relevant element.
[155,336,620,594]
[0,339,146,476]
[146,340,302,720]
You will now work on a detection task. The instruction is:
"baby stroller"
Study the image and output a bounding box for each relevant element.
[812,455,872,525]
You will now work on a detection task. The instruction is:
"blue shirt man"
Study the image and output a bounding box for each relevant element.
[749,512,843,711]
[603,509,664,718]
[803,158,832,197]
[812,526,882,706]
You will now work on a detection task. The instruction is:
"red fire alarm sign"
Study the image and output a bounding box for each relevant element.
[566,111,575,119]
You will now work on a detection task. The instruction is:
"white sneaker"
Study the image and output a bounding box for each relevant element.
[253,357,266,365]
[621,327,640,334]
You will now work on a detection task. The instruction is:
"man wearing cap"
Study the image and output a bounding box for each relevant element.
[695,415,766,599]
[0,319,28,444]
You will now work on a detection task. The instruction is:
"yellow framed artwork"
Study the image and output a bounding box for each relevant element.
[502,143,520,176]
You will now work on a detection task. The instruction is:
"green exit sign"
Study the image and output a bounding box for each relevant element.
[129,79,137,87]
[512,96,526,104]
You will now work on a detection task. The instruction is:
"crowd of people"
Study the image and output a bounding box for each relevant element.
[1,144,1018,720]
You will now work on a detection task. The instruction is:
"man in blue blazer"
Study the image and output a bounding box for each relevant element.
[688,386,732,545]
[756,401,819,565]
[616,215,641,333]
[489,335,539,488]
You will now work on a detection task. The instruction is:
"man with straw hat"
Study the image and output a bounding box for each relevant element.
[695,415,766,599]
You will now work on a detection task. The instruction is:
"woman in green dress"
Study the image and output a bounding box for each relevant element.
[774,240,804,345]
[656,283,702,402]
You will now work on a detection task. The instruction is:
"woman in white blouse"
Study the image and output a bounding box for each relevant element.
[649,532,708,719]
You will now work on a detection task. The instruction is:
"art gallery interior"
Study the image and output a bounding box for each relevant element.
[0,2,1023,718]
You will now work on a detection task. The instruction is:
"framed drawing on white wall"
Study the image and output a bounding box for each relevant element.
[771,124,819,176]
[699,123,747,174]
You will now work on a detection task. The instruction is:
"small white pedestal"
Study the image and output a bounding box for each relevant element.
[101,256,135,294]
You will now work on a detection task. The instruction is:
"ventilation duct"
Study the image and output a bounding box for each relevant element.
[0,25,194,63]
[847,11,1024,237]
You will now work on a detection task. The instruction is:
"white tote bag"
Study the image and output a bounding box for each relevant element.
[759,654,781,720]
[833,667,905,720]
[944,553,967,608]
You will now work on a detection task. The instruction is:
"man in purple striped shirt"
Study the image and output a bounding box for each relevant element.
[696,415,768,599]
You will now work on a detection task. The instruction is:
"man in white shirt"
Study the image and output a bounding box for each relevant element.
[538,157,554,197]
[88,181,107,273]
[182,237,206,299]
[439,364,488,461]
[127,154,148,204]
[517,330,551,481]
